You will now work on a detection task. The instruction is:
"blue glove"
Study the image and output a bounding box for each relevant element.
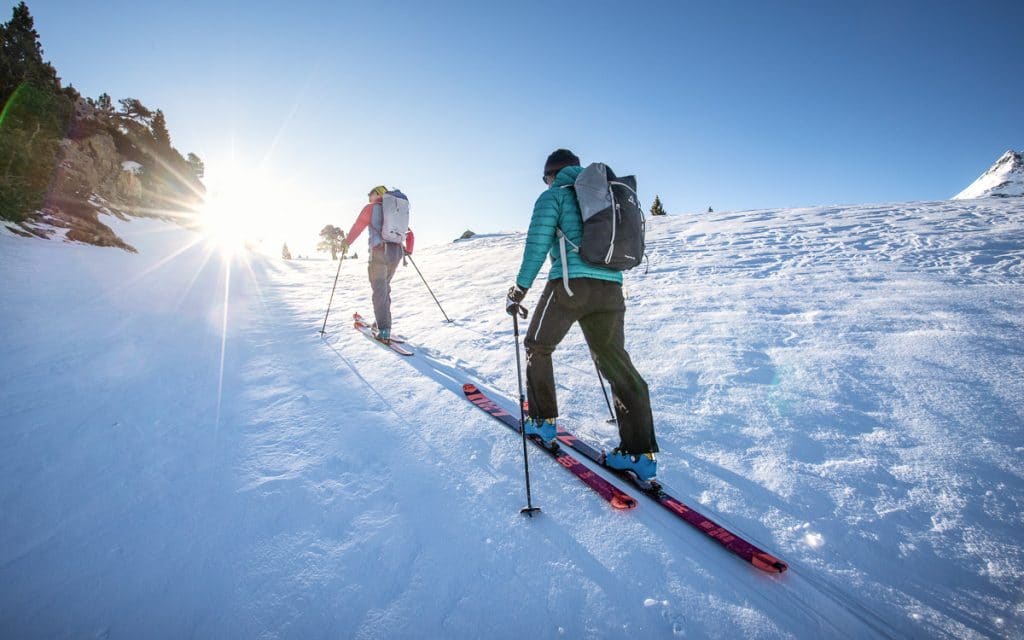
[506,285,528,319]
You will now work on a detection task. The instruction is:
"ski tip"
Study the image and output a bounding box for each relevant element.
[611,494,638,510]
[462,383,478,393]
[752,552,788,574]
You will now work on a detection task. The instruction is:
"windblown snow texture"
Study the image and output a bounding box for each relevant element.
[2,197,1022,638]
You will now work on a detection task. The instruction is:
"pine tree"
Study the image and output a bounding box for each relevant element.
[650,195,666,216]
[118,97,152,124]
[1,2,45,95]
[96,92,113,114]
[0,2,73,223]
[186,153,204,179]
[151,109,171,147]
[281,243,292,260]
[317,224,346,260]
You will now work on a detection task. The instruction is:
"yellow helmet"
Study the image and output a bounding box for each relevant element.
[368,185,387,197]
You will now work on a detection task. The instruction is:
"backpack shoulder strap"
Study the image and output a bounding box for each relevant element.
[555,228,578,297]
[555,184,580,296]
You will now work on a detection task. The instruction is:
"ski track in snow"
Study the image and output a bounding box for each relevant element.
[1,197,1023,639]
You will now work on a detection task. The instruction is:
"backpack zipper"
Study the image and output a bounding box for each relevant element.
[606,180,639,265]
[605,184,617,264]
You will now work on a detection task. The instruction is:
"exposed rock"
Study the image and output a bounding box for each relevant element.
[116,164,143,202]
[31,194,137,252]
[5,225,36,238]
[53,134,123,203]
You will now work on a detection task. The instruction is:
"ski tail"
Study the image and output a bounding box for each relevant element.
[555,428,787,573]
[353,312,413,355]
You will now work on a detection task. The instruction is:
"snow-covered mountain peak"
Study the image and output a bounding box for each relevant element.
[953,149,1024,199]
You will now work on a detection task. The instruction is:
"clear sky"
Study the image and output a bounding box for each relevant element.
[23,0,1024,254]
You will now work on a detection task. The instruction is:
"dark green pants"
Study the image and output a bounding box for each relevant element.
[524,279,658,454]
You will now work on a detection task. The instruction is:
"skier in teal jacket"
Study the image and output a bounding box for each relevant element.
[506,149,659,482]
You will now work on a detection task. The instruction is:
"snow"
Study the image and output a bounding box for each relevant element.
[2,197,1023,639]
[121,160,143,175]
[954,150,1024,200]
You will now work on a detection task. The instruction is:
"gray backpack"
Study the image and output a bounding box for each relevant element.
[380,190,410,244]
[557,163,646,294]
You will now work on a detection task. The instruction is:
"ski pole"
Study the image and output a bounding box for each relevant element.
[512,312,541,517]
[404,251,453,323]
[591,354,618,424]
[319,249,347,336]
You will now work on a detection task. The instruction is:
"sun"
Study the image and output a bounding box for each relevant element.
[200,188,252,255]
[195,161,329,259]
[198,168,288,256]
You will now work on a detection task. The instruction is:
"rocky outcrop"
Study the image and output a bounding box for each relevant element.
[53,133,124,203]
[8,99,204,251]
[16,130,149,251]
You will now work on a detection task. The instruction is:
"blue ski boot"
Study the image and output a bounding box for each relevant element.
[375,327,391,344]
[523,417,557,446]
[604,449,657,484]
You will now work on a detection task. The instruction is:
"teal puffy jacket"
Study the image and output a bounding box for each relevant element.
[515,165,624,291]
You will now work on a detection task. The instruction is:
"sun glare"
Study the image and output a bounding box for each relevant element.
[196,162,328,259]
[199,169,285,256]
[200,194,246,254]
[201,191,251,255]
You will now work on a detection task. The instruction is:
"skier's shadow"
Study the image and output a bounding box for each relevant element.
[400,341,517,413]
[320,333,413,421]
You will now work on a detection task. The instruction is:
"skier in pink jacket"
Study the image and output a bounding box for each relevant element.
[343,186,415,343]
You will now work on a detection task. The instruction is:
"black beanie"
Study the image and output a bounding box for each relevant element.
[544,149,581,176]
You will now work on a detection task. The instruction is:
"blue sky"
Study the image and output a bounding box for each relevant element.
[24,0,1024,253]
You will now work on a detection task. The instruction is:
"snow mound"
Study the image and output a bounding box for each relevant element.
[953,150,1024,199]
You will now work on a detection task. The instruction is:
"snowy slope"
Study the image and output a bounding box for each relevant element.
[2,198,1023,639]
[954,150,1024,199]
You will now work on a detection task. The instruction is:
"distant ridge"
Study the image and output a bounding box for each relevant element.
[953,150,1024,199]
